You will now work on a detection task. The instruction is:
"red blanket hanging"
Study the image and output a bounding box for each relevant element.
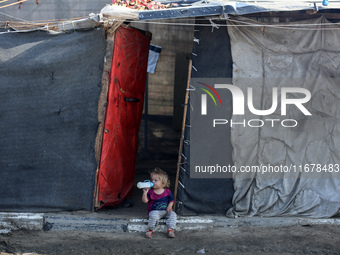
[97,26,150,207]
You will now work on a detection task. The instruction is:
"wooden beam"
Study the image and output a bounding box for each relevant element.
[174,59,192,209]
[93,29,116,210]
[58,16,101,32]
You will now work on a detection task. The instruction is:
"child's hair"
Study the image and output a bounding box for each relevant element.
[150,167,170,188]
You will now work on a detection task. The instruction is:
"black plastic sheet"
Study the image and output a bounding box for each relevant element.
[176,19,234,215]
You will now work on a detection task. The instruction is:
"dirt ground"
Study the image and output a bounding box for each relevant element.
[1,120,339,255]
[1,224,340,255]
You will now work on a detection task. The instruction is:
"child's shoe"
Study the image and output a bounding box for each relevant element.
[145,230,153,238]
[167,228,175,238]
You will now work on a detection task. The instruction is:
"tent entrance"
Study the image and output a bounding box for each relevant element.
[95,18,235,216]
[94,23,190,215]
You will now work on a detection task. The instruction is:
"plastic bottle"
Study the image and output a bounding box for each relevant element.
[137,180,154,189]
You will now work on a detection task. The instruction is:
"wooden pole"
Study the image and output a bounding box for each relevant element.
[174,59,192,208]
[93,28,116,210]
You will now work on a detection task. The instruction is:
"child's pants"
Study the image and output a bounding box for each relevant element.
[148,210,177,230]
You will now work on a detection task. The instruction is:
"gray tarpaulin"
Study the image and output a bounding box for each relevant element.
[226,16,340,218]
[0,28,106,211]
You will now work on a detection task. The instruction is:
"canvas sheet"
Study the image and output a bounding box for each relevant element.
[226,16,340,217]
[0,29,106,211]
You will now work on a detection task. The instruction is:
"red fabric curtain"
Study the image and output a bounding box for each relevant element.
[97,26,150,207]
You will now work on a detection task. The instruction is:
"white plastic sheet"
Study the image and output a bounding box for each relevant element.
[147,44,162,73]
[100,5,139,21]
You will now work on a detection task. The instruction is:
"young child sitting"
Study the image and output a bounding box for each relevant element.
[142,167,177,238]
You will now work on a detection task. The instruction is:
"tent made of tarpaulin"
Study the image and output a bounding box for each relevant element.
[176,16,340,218]
[0,23,151,212]
[0,28,106,211]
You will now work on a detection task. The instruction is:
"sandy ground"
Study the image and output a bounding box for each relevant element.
[1,224,340,254]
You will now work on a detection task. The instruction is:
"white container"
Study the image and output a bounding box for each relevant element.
[137,181,153,189]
